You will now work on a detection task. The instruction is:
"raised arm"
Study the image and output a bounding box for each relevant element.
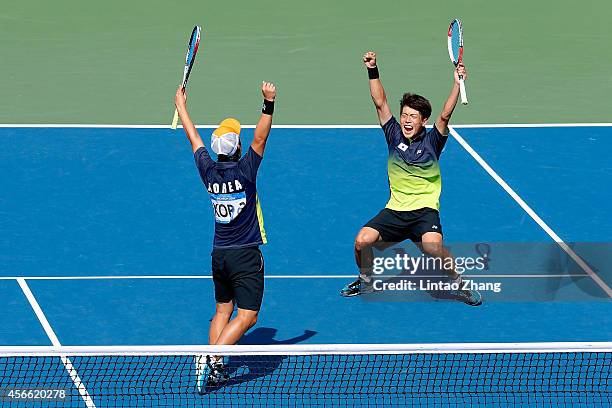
[174,86,204,153]
[435,63,467,134]
[251,81,276,156]
[364,51,392,126]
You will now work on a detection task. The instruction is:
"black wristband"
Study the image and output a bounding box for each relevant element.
[367,66,379,80]
[262,99,274,115]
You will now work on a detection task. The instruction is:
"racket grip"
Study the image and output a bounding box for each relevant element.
[171,109,180,129]
[459,77,468,105]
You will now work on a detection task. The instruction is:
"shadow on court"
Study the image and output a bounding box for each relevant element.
[205,328,317,392]
[237,327,317,345]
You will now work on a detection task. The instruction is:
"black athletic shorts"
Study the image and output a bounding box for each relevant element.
[364,207,443,243]
[211,246,264,311]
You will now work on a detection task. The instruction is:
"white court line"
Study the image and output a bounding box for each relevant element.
[448,127,612,298]
[17,279,62,345]
[453,123,612,128]
[0,124,376,129]
[1,274,590,280]
[17,278,96,408]
[0,123,611,129]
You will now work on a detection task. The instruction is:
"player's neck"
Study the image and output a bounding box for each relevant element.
[406,128,425,142]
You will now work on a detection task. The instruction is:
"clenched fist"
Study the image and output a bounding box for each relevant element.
[262,81,276,101]
[363,51,377,68]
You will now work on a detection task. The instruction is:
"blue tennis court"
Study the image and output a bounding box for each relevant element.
[0,124,610,406]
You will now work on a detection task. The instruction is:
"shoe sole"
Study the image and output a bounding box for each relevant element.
[465,296,483,306]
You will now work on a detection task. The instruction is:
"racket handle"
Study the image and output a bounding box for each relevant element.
[171,109,180,130]
[458,76,468,105]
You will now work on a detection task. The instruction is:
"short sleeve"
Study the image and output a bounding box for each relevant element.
[238,147,263,182]
[428,125,449,158]
[381,116,402,147]
[194,147,214,181]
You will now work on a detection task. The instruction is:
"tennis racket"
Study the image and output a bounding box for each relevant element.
[171,25,202,129]
[447,19,468,105]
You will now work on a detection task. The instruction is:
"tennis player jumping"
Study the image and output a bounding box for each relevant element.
[175,81,276,388]
[340,52,482,306]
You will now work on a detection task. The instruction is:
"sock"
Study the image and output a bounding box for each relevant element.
[359,273,372,283]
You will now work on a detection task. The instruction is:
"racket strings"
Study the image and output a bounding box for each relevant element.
[448,20,463,64]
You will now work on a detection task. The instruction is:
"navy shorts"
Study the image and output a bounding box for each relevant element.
[364,207,443,243]
[211,246,264,311]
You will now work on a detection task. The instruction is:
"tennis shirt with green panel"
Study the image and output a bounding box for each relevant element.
[383,116,447,211]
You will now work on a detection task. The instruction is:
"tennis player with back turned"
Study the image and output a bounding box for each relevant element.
[340,51,482,306]
[175,81,276,388]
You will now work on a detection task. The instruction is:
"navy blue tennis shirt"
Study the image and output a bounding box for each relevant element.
[194,146,267,249]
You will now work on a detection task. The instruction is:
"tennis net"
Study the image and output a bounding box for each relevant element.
[0,342,609,407]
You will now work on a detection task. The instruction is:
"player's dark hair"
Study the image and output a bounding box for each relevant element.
[217,145,242,162]
[400,93,432,120]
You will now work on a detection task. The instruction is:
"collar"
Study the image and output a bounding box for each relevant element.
[215,161,238,168]
[404,127,426,144]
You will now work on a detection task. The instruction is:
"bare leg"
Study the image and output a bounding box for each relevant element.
[419,232,482,305]
[198,301,237,388]
[419,232,459,279]
[209,301,234,345]
[213,308,259,346]
[354,227,382,281]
